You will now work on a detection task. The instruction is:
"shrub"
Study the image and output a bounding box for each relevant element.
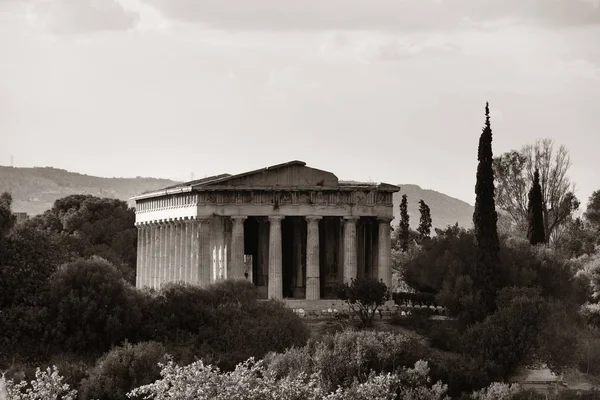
[79,341,167,400]
[129,357,449,400]
[336,277,391,327]
[5,366,77,400]
[44,257,144,353]
[139,280,310,370]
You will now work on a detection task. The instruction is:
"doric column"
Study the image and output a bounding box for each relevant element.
[189,219,198,284]
[230,216,247,280]
[196,217,212,286]
[135,224,142,288]
[377,216,393,289]
[144,224,151,287]
[268,216,284,300]
[183,220,192,283]
[159,222,168,288]
[179,220,186,282]
[162,222,171,284]
[168,221,176,282]
[305,216,322,300]
[152,223,161,289]
[343,216,359,284]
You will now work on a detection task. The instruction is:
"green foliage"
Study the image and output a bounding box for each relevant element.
[403,225,475,294]
[494,139,579,243]
[399,194,410,252]
[79,341,167,400]
[265,330,492,397]
[526,169,546,245]
[5,366,77,400]
[584,190,600,231]
[45,257,144,353]
[417,199,432,242]
[473,102,501,316]
[463,287,578,379]
[336,277,391,328]
[0,191,15,237]
[554,217,597,259]
[26,195,137,283]
[129,355,450,400]
[140,280,310,370]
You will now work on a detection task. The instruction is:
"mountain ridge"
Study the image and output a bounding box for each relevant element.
[0,166,474,229]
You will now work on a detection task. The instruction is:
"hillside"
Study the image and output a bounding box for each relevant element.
[0,166,178,216]
[0,167,475,230]
[393,184,474,231]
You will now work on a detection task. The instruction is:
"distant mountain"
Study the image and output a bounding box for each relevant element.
[0,166,178,216]
[393,184,474,231]
[0,167,475,230]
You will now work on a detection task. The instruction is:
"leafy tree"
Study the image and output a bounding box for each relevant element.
[403,224,475,294]
[26,195,137,283]
[0,192,15,237]
[473,102,501,316]
[417,199,432,242]
[45,257,144,353]
[399,194,410,252]
[584,190,600,232]
[464,287,578,379]
[494,138,580,242]
[527,169,546,245]
[553,217,597,258]
[336,277,391,327]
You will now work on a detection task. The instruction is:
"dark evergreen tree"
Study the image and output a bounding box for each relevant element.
[527,169,546,245]
[473,102,501,317]
[399,194,410,252]
[417,199,432,242]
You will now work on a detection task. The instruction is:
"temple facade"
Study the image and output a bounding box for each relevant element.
[132,161,400,300]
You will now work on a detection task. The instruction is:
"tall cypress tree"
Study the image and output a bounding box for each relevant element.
[399,194,410,252]
[527,168,546,245]
[473,102,501,316]
[417,199,432,242]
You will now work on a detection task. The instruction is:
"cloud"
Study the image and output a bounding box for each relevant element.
[320,31,459,62]
[27,0,139,34]
[142,0,600,32]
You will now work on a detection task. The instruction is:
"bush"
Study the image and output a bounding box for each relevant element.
[80,341,167,400]
[129,357,449,400]
[5,366,77,400]
[336,277,391,327]
[138,280,310,370]
[463,287,578,379]
[265,329,492,396]
[44,257,144,353]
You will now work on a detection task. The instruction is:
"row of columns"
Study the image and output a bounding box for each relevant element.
[136,215,393,300]
[136,218,211,289]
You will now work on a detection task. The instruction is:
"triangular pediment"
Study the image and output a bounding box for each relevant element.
[196,160,339,188]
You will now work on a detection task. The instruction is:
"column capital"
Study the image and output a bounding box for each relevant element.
[194,216,212,223]
[268,215,285,223]
[231,215,248,222]
[377,216,394,224]
[343,216,360,222]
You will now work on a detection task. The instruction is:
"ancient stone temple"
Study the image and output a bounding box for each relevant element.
[132,161,400,300]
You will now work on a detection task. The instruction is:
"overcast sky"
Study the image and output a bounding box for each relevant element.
[1,0,599,206]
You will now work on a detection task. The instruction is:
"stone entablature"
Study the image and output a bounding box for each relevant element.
[135,189,394,211]
[131,161,400,301]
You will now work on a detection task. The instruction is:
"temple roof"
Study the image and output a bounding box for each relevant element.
[133,160,399,200]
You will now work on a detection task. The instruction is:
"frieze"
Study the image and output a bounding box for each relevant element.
[141,189,394,211]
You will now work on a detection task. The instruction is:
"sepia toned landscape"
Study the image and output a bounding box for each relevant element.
[1,0,600,399]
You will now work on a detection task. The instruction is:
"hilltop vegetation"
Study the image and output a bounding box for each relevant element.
[0,166,178,215]
[393,184,474,231]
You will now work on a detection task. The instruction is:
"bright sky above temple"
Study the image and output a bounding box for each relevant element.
[1,0,599,205]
